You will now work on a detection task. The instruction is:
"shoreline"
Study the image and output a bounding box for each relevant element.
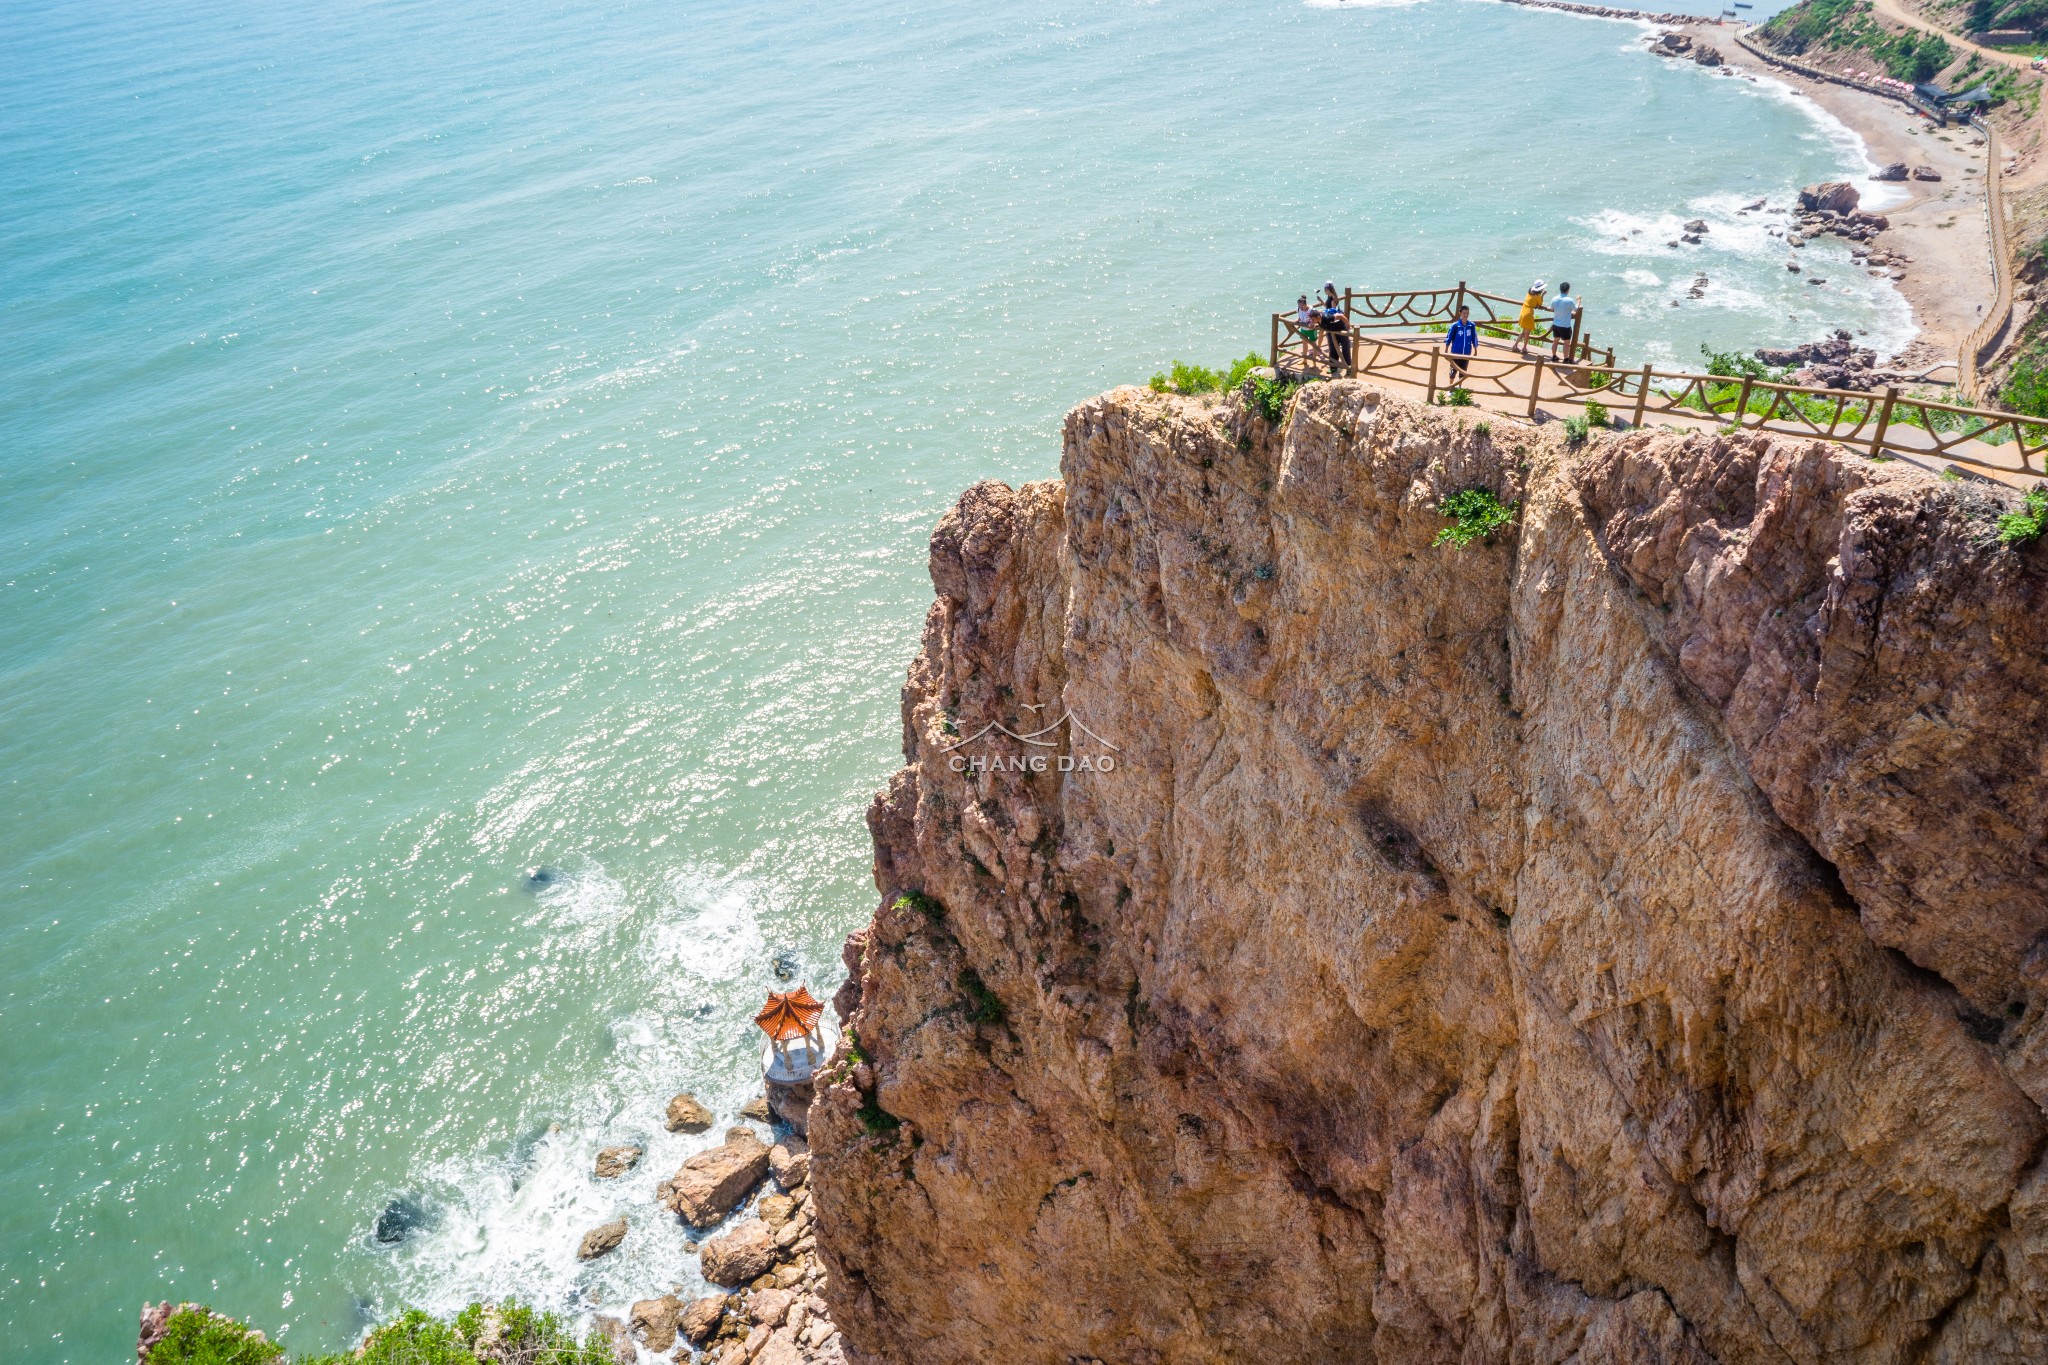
[1486,0,1996,375]
[1708,23,1994,375]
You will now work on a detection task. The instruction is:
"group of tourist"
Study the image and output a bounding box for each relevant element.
[1294,279,1586,382]
[1292,283,1353,373]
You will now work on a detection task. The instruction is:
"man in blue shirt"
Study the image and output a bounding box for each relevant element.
[1445,305,1479,382]
[1549,283,1580,361]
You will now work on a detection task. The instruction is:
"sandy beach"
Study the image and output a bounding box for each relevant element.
[1684,24,1996,376]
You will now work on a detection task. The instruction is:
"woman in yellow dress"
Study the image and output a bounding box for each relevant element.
[1516,280,1546,356]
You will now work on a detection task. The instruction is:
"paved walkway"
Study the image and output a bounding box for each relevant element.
[1324,335,2041,488]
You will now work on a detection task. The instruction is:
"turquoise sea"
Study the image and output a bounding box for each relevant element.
[2,0,1892,1356]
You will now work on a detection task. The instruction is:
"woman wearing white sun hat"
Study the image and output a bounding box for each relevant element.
[1516,279,1546,356]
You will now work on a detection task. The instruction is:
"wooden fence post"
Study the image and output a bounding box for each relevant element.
[1270,313,1279,372]
[1733,376,1755,428]
[1426,350,1440,406]
[1454,280,1467,321]
[1527,357,1547,420]
[1869,386,1899,458]
[1631,364,1652,430]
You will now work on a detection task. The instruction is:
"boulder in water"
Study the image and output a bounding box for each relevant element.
[594,1144,642,1178]
[1798,181,1860,214]
[630,1295,684,1353]
[577,1216,628,1261]
[666,1092,714,1134]
[657,1128,771,1228]
[1875,162,1909,181]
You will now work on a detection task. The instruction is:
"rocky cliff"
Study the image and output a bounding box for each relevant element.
[807,381,2048,1364]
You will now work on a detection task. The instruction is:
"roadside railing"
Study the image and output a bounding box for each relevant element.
[1961,118,2013,401]
[1267,303,2047,477]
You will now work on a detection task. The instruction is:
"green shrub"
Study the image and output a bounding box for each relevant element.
[1473,421,1491,437]
[894,890,943,922]
[1433,488,1519,548]
[150,1301,613,1365]
[1439,386,1475,407]
[958,967,1007,1026]
[1148,360,1224,395]
[856,1094,902,1135]
[1563,413,1591,446]
[1997,487,2047,547]
[1585,400,1611,429]
[1151,354,1267,397]
[145,1309,283,1365]
[1249,376,1301,424]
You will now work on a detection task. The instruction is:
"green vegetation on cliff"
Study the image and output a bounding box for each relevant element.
[1763,0,1954,81]
[144,1302,617,1365]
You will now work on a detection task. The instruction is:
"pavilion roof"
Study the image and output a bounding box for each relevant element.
[755,987,825,1042]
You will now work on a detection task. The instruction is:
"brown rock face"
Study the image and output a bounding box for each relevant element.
[1799,180,1860,213]
[808,383,2048,1364]
[703,1219,780,1287]
[658,1129,771,1229]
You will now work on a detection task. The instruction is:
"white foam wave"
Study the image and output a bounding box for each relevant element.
[366,861,796,1357]
[647,866,770,982]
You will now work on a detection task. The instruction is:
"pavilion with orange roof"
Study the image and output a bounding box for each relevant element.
[757,985,829,1085]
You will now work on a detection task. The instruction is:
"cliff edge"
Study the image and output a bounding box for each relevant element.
[808,381,2048,1364]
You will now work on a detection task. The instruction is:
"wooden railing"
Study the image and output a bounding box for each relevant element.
[1268,304,2047,477]
[1272,282,1615,379]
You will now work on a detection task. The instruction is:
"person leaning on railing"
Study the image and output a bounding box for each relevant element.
[1322,299,1352,372]
[1445,305,1478,381]
[1294,296,1319,368]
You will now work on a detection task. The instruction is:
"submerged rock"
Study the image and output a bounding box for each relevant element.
[370,1194,431,1247]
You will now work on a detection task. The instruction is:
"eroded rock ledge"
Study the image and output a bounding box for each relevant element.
[809,381,2048,1364]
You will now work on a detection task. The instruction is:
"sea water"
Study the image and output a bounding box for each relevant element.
[0,0,1903,1355]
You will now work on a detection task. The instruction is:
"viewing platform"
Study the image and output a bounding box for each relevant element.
[1277,285,2044,488]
